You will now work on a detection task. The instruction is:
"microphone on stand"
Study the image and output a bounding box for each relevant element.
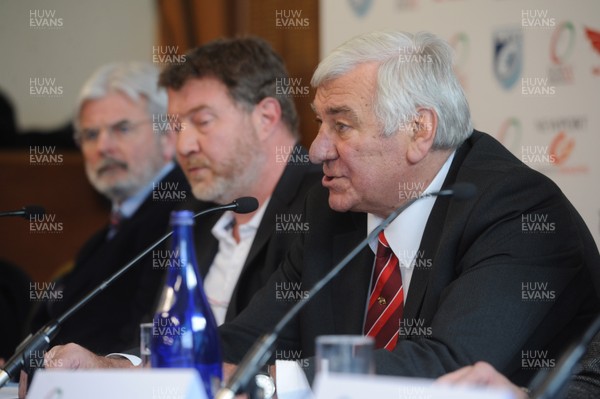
[0,206,45,219]
[216,183,476,399]
[0,197,258,388]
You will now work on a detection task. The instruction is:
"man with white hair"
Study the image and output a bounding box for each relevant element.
[218,30,600,388]
[28,62,190,354]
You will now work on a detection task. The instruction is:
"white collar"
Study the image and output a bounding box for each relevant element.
[367,151,455,267]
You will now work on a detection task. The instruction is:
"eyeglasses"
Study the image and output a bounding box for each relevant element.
[74,119,150,146]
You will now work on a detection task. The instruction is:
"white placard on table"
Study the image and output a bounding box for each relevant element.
[313,372,516,399]
[28,368,206,399]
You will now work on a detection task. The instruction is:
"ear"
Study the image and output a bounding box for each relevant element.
[252,97,282,141]
[406,108,438,164]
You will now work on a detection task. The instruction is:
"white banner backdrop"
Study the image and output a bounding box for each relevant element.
[321,0,600,244]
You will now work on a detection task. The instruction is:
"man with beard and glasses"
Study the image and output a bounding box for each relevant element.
[27,62,190,355]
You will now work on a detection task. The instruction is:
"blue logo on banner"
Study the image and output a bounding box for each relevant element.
[493,27,523,89]
[347,0,373,18]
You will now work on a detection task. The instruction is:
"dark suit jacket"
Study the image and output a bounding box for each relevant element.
[185,147,322,323]
[0,260,32,359]
[220,131,600,386]
[29,166,191,354]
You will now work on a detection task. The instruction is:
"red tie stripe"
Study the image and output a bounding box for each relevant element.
[364,231,404,350]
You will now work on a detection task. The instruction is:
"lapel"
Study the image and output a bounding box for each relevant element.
[330,212,374,334]
[241,146,311,273]
[402,132,475,321]
[194,212,220,278]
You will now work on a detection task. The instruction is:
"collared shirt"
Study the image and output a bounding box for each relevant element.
[112,162,175,219]
[107,162,175,240]
[366,151,455,301]
[204,198,270,326]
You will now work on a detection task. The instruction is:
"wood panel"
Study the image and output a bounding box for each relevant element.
[233,0,320,148]
[0,150,109,282]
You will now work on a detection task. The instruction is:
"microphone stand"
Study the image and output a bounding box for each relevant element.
[530,314,600,399]
[0,199,255,388]
[217,184,475,399]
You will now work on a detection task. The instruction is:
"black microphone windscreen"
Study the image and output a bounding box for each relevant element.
[234,197,259,214]
[23,205,45,219]
[450,183,477,200]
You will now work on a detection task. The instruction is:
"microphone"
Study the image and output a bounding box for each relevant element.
[216,183,476,399]
[529,314,600,399]
[0,205,45,219]
[233,197,259,214]
[0,197,258,388]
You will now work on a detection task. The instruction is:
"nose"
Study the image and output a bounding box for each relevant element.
[176,123,200,157]
[309,125,337,164]
[95,128,117,154]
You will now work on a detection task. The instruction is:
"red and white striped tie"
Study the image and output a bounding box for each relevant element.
[364,231,404,350]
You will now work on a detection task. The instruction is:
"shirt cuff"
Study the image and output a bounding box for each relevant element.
[105,353,142,366]
[275,360,313,399]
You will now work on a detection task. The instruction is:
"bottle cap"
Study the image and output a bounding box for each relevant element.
[170,210,195,226]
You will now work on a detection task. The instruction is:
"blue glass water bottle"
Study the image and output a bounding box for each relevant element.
[151,210,222,398]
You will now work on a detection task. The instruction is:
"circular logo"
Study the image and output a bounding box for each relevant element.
[550,21,576,65]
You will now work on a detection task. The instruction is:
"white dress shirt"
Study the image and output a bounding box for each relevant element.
[204,198,270,325]
[277,152,456,398]
[366,150,455,301]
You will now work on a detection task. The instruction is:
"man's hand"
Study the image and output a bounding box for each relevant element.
[436,361,528,399]
[44,343,135,369]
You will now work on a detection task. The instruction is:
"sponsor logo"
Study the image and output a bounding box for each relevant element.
[584,27,600,76]
[347,0,373,17]
[493,27,523,89]
[548,21,575,84]
[533,116,588,174]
